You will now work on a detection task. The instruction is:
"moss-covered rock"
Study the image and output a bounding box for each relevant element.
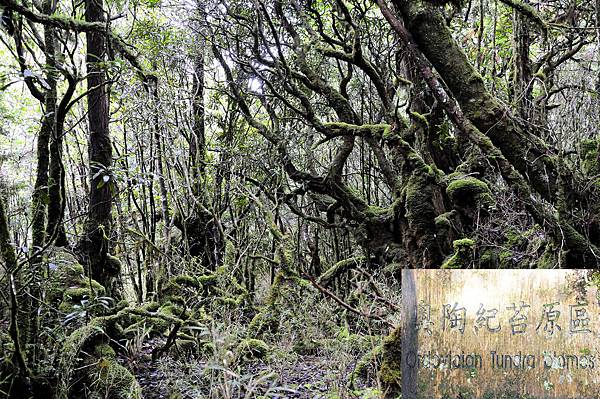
[434,210,455,229]
[141,301,160,312]
[56,309,145,399]
[236,338,269,361]
[441,238,475,269]
[247,308,279,337]
[87,358,142,399]
[45,248,107,314]
[93,343,116,359]
[160,274,200,302]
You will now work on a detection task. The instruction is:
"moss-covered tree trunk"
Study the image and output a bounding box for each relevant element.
[390,0,599,265]
[392,0,558,202]
[77,0,121,297]
[512,0,533,121]
[47,71,70,248]
[27,0,60,366]
[31,6,56,253]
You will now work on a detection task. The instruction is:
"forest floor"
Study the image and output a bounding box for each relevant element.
[130,337,379,399]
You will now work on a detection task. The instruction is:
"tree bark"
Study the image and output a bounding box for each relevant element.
[512,0,533,121]
[31,4,56,251]
[78,0,120,295]
[392,0,559,202]
[47,63,74,247]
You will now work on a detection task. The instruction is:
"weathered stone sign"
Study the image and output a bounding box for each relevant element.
[402,269,600,398]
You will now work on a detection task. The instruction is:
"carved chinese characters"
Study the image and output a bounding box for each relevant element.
[402,270,600,398]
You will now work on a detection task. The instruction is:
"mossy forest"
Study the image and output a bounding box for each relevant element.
[0,0,599,397]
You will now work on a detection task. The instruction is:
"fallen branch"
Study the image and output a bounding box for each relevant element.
[304,274,394,328]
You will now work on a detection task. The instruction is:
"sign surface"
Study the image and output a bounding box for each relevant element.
[402,269,600,398]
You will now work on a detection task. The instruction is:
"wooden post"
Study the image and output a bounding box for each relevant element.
[402,268,418,399]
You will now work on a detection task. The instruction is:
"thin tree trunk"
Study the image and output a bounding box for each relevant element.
[47,62,74,246]
[0,180,31,393]
[512,0,533,121]
[190,13,206,197]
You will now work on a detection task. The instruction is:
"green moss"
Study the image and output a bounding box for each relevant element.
[581,139,600,176]
[590,272,600,290]
[247,309,278,337]
[58,301,76,313]
[105,253,122,274]
[379,327,401,394]
[64,287,92,301]
[442,238,475,269]
[115,299,130,311]
[164,295,185,306]
[70,263,85,274]
[216,297,241,306]
[56,318,111,398]
[223,239,236,268]
[434,210,457,229]
[409,111,429,128]
[159,303,184,317]
[478,249,496,267]
[350,344,382,386]
[405,171,436,240]
[364,205,392,218]
[318,257,366,286]
[47,251,89,303]
[537,244,558,268]
[446,176,493,206]
[197,273,218,287]
[499,249,513,266]
[94,343,116,359]
[236,338,269,361]
[58,277,106,313]
[171,275,200,288]
[323,122,391,139]
[91,358,142,399]
[504,228,527,247]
